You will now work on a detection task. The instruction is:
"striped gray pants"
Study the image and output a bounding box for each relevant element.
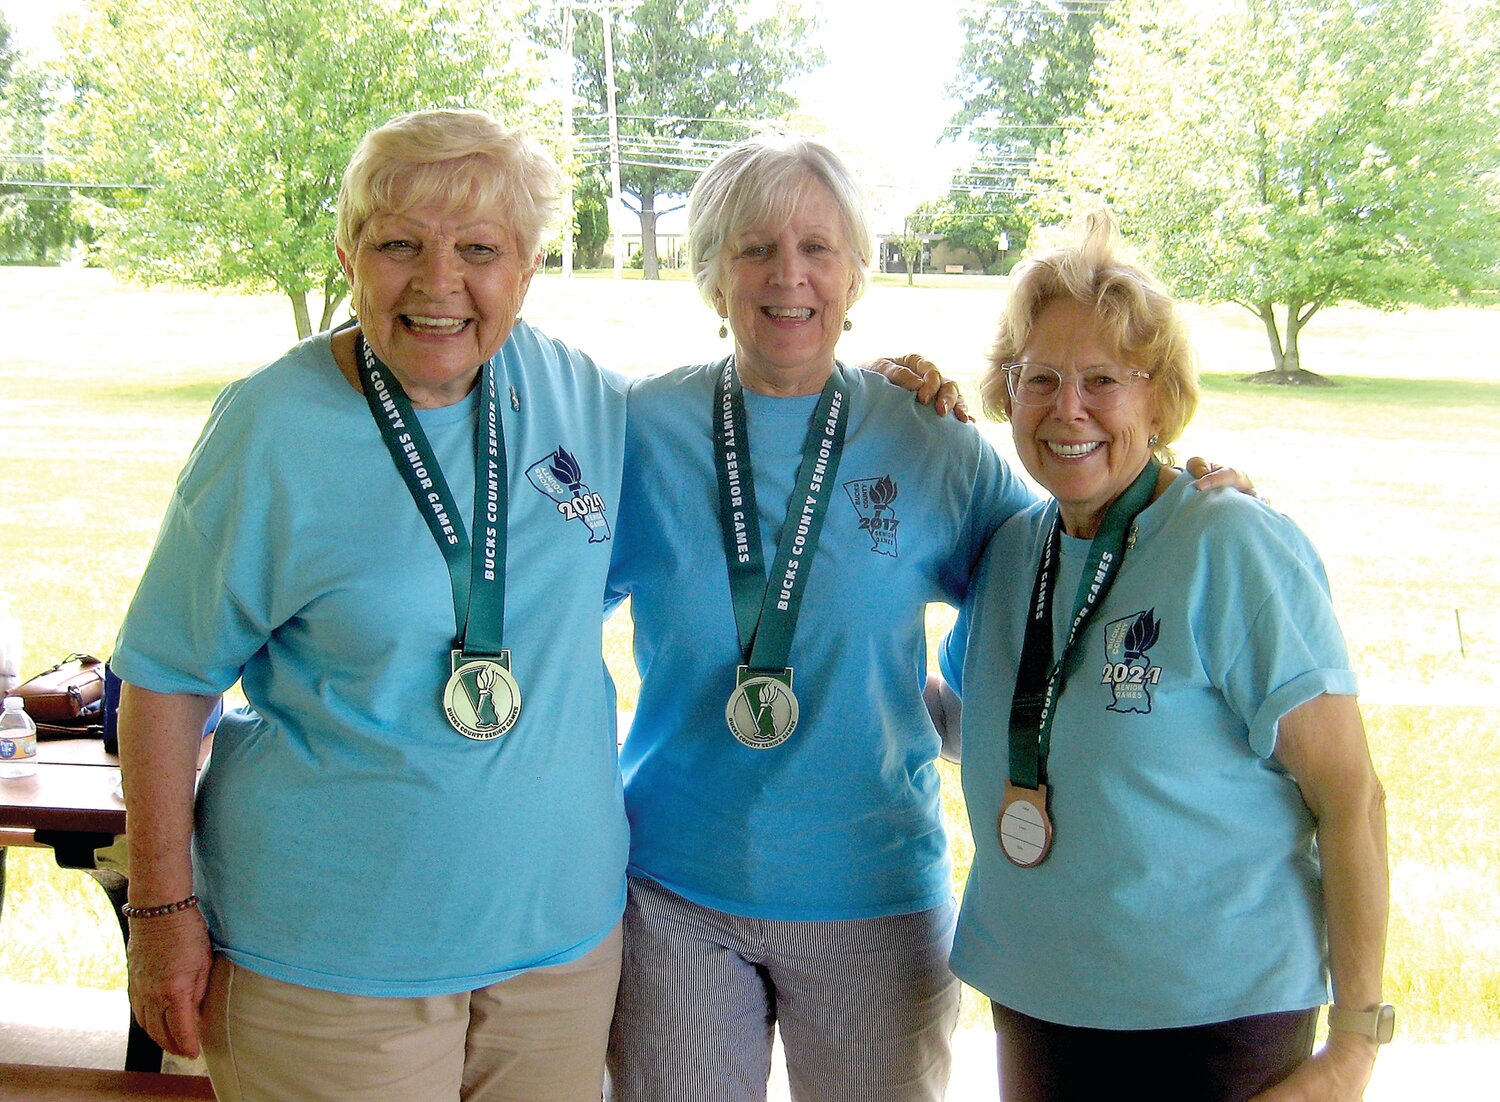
[606,876,960,1102]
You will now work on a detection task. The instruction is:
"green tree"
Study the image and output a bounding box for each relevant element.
[1042,0,1500,381]
[912,191,1029,274]
[890,230,927,287]
[567,170,611,269]
[61,0,544,338]
[948,0,1113,194]
[565,0,820,279]
[0,13,17,89]
[0,17,76,264]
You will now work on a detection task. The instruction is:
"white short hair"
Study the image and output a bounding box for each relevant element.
[337,109,560,260]
[687,134,873,308]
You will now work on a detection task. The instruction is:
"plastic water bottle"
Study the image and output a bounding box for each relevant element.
[0,696,37,779]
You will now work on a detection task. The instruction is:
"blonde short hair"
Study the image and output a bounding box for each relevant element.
[336,109,560,260]
[686,134,873,308]
[980,210,1199,461]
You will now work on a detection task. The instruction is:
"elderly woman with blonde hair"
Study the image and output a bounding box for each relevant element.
[113,109,629,1101]
[937,211,1390,1101]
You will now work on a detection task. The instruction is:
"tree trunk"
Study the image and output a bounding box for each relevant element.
[1245,300,1333,386]
[318,268,346,333]
[1256,302,1287,374]
[637,184,660,280]
[1281,301,1304,379]
[318,294,344,334]
[290,291,312,341]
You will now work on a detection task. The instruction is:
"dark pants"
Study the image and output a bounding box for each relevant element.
[991,1002,1318,1102]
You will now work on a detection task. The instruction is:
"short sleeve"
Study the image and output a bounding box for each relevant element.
[111,383,281,695]
[111,487,270,694]
[961,442,1036,588]
[1205,509,1358,758]
[939,597,972,698]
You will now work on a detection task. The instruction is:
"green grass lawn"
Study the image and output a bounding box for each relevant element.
[1,267,1496,1039]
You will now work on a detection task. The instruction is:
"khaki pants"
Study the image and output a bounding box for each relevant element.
[202,924,622,1102]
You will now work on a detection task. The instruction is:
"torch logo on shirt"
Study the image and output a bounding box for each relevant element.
[525,446,612,543]
[843,475,900,557]
[1101,609,1161,714]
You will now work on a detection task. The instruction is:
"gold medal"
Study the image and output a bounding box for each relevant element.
[725,666,799,750]
[444,651,522,741]
[998,781,1053,868]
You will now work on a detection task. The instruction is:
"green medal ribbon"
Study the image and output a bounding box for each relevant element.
[712,357,849,676]
[356,334,508,660]
[1007,459,1161,789]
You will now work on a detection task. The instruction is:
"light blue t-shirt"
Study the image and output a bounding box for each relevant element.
[941,471,1357,1028]
[112,323,630,996]
[609,360,1035,920]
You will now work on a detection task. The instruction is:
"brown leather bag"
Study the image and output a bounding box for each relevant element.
[13,653,106,727]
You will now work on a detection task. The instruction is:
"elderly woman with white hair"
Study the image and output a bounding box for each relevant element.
[603,134,1037,1102]
[112,109,630,1101]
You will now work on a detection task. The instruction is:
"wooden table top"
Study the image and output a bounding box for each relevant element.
[0,740,125,835]
[0,1063,216,1100]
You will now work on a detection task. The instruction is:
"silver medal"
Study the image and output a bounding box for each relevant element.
[725,667,799,750]
[444,651,522,740]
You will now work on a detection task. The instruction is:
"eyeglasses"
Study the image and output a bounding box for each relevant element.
[1002,363,1152,411]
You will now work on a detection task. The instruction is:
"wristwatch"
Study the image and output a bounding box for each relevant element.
[1327,1003,1396,1044]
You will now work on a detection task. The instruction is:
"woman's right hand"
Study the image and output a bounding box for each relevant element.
[117,683,221,1056]
[1247,1032,1378,1102]
[863,354,972,422]
[127,908,213,1058]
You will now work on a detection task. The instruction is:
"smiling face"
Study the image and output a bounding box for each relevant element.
[714,178,858,396]
[338,200,536,408]
[1008,297,1161,538]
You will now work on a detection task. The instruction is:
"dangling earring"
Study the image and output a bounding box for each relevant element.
[1148,434,1160,447]
[842,317,852,332]
[718,319,728,339]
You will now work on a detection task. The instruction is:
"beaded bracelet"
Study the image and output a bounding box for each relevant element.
[121,894,200,919]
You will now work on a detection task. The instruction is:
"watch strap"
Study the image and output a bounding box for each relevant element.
[1327,1003,1396,1044]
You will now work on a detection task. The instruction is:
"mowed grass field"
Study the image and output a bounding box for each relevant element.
[1,266,1496,1044]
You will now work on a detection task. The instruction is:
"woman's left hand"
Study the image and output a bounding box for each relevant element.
[1247,1032,1378,1102]
[863,354,972,422]
[1185,457,1258,498]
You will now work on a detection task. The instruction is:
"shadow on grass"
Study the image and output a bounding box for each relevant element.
[96,380,233,406]
[1200,373,1500,408]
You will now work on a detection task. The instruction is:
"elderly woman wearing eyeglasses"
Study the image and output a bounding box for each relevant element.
[936,211,1390,1102]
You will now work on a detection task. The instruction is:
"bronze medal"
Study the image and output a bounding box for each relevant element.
[998,781,1053,868]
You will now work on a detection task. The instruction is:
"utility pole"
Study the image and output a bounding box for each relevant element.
[601,4,624,280]
[561,0,637,280]
[560,2,575,278]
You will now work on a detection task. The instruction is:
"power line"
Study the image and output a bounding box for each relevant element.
[0,179,153,190]
[573,112,776,128]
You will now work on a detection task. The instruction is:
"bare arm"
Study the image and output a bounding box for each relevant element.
[119,683,220,1058]
[1252,692,1389,1102]
[923,672,963,763]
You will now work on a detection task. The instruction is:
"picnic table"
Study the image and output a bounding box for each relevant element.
[0,737,207,1073]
